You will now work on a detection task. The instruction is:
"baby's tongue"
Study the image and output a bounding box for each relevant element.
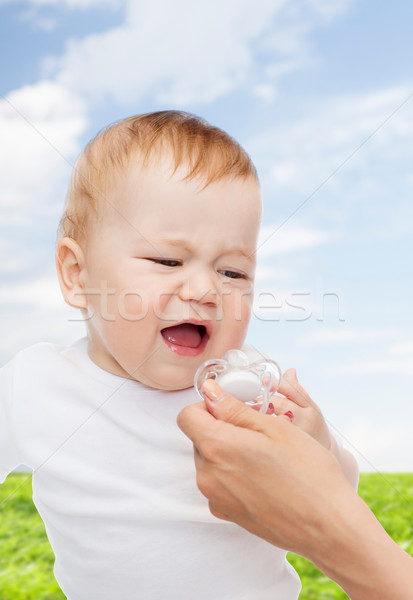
[161,323,202,348]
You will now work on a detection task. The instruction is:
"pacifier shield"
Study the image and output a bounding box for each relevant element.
[194,349,281,413]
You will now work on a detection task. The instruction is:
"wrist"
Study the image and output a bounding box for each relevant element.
[311,492,413,599]
[328,434,359,489]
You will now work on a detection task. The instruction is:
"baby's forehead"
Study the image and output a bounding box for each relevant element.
[115,158,261,210]
[99,161,261,249]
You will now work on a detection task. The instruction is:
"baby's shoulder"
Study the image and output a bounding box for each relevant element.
[4,338,85,384]
[14,340,70,365]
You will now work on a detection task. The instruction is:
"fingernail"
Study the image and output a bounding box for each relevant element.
[267,402,275,415]
[283,410,294,421]
[202,379,227,403]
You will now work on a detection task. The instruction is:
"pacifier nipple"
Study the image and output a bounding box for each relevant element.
[222,349,250,368]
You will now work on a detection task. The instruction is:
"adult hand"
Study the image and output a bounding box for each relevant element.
[178,379,352,556]
[177,380,413,600]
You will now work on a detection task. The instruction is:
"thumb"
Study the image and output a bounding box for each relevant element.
[202,379,277,436]
[277,368,312,408]
[282,367,299,383]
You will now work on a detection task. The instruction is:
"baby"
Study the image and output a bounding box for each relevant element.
[0,111,357,599]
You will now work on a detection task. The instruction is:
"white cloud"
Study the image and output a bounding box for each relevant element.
[253,84,277,103]
[1,0,124,31]
[0,0,123,8]
[2,80,86,148]
[0,275,62,310]
[0,80,87,221]
[344,420,413,472]
[389,340,413,356]
[50,0,277,104]
[301,328,397,344]
[31,15,56,31]
[252,287,341,323]
[0,82,87,340]
[35,0,354,107]
[257,224,329,257]
[305,0,355,21]
[254,264,290,283]
[0,239,39,275]
[251,86,413,197]
[329,357,413,376]
[0,275,85,366]
[0,306,86,367]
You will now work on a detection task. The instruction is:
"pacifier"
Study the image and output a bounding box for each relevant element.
[194,349,281,413]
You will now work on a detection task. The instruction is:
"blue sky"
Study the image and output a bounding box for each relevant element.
[1,0,412,472]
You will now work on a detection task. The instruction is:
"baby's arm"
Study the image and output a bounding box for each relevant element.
[272,369,359,488]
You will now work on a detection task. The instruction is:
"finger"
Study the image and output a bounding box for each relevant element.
[202,379,279,436]
[270,393,296,416]
[278,411,295,423]
[177,401,217,446]
[277,368,313,408]
[267,396,296,422]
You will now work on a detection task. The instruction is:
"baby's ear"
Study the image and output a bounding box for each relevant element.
[55,237,88,309]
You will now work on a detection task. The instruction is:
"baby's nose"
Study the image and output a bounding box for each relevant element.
[178,270,220,307]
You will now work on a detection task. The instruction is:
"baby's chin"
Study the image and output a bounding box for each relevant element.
[130,367,197,392]
[94,348,199,391]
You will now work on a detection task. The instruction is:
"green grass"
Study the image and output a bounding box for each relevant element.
[1,473,412,599]
[0,474,65,600]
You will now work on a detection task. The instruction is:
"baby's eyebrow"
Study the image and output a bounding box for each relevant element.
[216,249,256,266]
[138,237,255,261]
[136,238,190,254]
[151,238,189,247]
[224,248,254,259]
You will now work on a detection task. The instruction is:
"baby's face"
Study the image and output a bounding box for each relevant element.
[81,160,262,390]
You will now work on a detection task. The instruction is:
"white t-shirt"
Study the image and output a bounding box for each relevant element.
[0,338,301,599]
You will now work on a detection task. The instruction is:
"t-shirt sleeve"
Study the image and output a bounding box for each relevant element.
[0,358,21,484]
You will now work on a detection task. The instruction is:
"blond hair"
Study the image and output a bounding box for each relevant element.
[58,110,258,241]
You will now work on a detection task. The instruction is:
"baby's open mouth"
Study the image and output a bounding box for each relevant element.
[161,323,207,348]
[161,323,209,356]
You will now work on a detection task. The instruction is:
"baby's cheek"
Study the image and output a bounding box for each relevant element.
[225,286,253,324]
[217,289,252,348]
[116,288,149,322]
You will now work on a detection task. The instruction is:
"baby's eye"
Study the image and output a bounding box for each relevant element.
[218,270,247,280]
[150,258,182,267]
